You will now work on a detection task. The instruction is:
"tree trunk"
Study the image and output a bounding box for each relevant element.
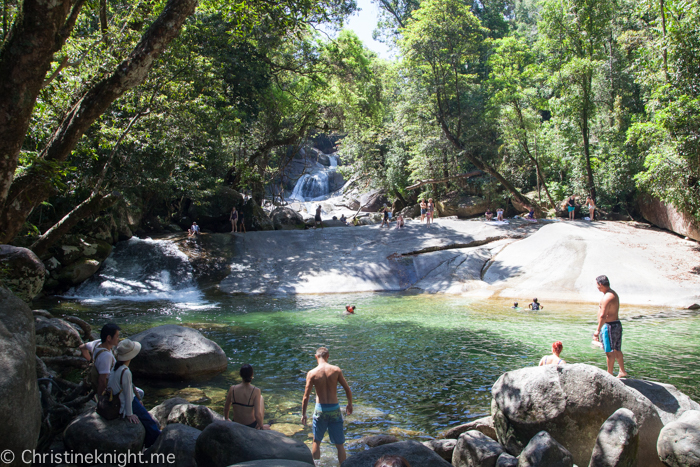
[30,192,121,257]
[99,0,108,37]
[0,0,86,209]
[0,0,197,244]
[581,73,596,200]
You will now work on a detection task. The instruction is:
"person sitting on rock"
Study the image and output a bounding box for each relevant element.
[496,208,504,221]
[485,208,493,221]
[526,208,537,222]
[224,364,270,430]
[80,323,120,396]
[374,456,412,467]
[529,298,543,310]
[539,341,566,366]
[340,214,347,225]
[352,216,359,226]
[188,222,200,236]
[108,339,161,447]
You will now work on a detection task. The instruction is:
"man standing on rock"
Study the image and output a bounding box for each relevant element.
[301,347,353,464]
[594,275,628,378]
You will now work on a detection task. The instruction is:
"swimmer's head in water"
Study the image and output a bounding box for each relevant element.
[240,364,254,382]
[552,341,563,354]
[345,305,355,313]
[315,347,329,359]
[514,302,518,307]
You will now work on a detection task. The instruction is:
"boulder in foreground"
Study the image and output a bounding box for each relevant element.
[343,440,451,467]
[130,325,227,380]
[621,378,700,425]
[194,421,313,467]
[0,286,41,467]
[491,364,663,467]
[64,411,145,454]
[229,461,313,466]
[517,431,573,467]
[656,409,700,467]
[0,245,46,301]
[146,423,201,467]
[589,408,638,467]
[452,430,504,467]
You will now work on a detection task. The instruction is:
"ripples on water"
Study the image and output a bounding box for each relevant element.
[41,292,700,464]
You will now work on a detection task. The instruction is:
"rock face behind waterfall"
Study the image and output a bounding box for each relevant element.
[0,286,42,467]
[490,364,664,467]
[130,325,227,380]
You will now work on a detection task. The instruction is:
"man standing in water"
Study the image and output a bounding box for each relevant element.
[593,275,628,378]
[301,347,353,464]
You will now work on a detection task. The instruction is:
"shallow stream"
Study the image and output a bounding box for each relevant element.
[37,291,700,465]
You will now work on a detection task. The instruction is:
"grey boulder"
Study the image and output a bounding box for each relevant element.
[194,421,313,467]
[589,408,638,467]
[149,397,190,428]
[496,453,519,467]
[146,423,200,467]
[271,207,305,230]
[355,434,399,448]
[518,431,573,467]
[0,245,46,301]
[34,316,83,349]
[491,364,663,467]
[452,430,504,467]
[342,440,451,467]
[64,410,145,454]
[440,416,497,441]
[422,439,457,461]
[621,378,700,425]
[657,409,700,467]
[0,286,41,467]
[167,403,224,430]
[130,325,227,380]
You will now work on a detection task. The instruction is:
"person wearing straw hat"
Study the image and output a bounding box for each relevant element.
[108,339,161,447]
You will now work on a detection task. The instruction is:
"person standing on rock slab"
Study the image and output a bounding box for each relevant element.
[301,347,353,464]
[567,195,576,220]
[230,206,238,233]
[593,275,628,378]
[315,205,323,229]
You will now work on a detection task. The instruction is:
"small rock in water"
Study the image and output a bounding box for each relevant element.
[176,387,212,404]
[269,423,304,437]
[439,416,497,440]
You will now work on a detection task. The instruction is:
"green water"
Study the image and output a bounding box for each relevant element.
[41,293,700,463]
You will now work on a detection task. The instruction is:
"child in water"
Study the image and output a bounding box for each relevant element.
[344,305,356,315]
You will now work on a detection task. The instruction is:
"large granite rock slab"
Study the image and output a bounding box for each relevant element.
[342,441,451,467]
[638,194,700,241]
[34,316,83,349]
[0,286,41,467]
[167,403,224,430]
[130,325,227,380]
[194,421,313,467]
[271,207,305,230]
[491,364,664,467]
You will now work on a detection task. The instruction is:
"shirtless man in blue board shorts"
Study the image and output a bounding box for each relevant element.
[301,347,353,464]
[593,275,628,378]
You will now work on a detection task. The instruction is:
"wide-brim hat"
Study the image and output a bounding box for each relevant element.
[117,339,142,361]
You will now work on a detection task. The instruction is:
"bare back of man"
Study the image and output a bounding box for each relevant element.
[301,347,352,464]
[594,275,627,377]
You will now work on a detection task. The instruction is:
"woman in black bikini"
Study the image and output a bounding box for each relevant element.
[224,364,270,429]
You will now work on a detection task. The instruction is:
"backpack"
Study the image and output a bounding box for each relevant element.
[96,367,126,421]
[87,346,114,392]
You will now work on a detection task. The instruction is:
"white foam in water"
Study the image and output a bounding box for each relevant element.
[66,237,205,303]
[288,154,339,202]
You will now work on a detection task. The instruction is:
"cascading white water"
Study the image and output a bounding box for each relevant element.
[288,155,339,202]
[66,237,202,302]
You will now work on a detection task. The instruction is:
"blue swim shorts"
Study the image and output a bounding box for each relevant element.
[600,321,622,353]
[567,206,575,212]
[312,403,344,444]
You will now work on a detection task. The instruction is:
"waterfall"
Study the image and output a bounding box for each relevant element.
[288,155,340,202]
[66,237,202,302]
